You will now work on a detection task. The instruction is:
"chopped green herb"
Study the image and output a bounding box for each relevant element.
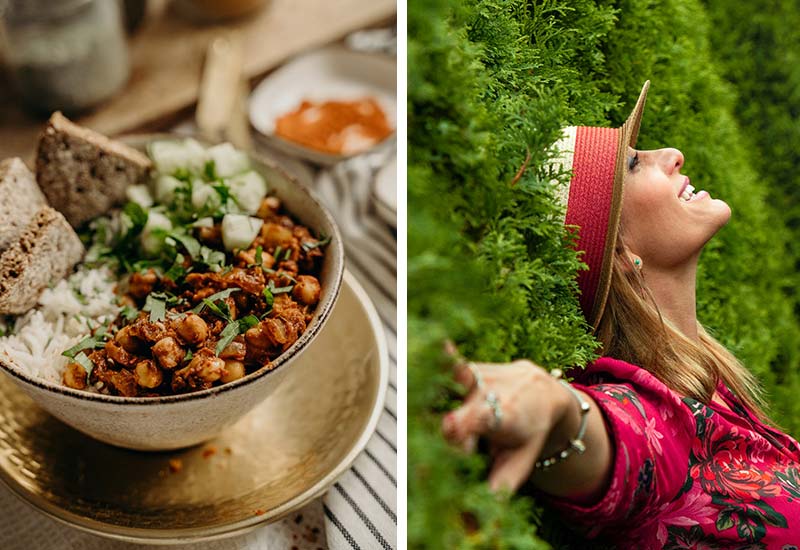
[184,349,193,362]
[215,315,260,355]
[143,294,166,322]
[301,235,331,252]
[273,246,282,260]
[169,232,202,260]
[204,159,217,181]
[191,288,240,314]
[120,305,139,321]
[149,291,186,307]
[73,352,95,378]
[212,182,231,203]
[202,297,231,320]
[215,321,240,355]
[283,248,292,261]
[262,287,274,308]
[62,335,103,359]
[173,167,192,182]
[268,280,294,294]
[164,253,187,281]
[199,246,227,272]
[123,201,148,228]
[93,321,111,341]
[238,314,259,331]
[254,245,263,267]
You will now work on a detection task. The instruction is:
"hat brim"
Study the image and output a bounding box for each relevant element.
[589,80,650,328]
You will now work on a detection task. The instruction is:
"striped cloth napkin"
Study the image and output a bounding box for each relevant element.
[312,150,398,550]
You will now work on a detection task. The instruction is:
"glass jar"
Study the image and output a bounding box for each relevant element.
[0,0,130,114]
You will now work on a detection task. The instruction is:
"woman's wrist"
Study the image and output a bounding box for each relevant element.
[540,375,585,461]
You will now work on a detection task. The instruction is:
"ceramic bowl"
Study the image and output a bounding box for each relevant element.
[0,135,344,451]
[249,46,396,166]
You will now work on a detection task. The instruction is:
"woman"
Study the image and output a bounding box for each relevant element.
[442,81,800,548]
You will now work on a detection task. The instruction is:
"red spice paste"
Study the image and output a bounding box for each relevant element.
[274,97,393,155]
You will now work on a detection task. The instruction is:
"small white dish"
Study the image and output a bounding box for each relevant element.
[372,154,396,227]
[249,46,396,166]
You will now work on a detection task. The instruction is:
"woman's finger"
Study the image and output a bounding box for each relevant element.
[453,360,480,390]
[487,438,542,493]
[445,394,496,443]
[444,340,479,391]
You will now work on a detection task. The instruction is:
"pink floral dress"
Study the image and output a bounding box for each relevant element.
[545,357,800,549]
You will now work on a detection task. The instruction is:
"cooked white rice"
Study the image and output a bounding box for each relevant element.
[0,266,119,386]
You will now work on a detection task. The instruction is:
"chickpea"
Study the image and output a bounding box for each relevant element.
[256,196,281,218]
[110,369,137,397]
[219,338,246,360]
[173,313,208,346]
[197,224,222,246]
[237,248,257,266]
[152,336,185,370]
[134,359,163,389]
[114,325,140,353]
[129,269,158,300]
[132,319,168,343]
[261,251,276,270]
[263,317,297,347]
[63,362,87,389]
[172,352,225,392]
[221,360,246,383]
[292,275,321,306]
[245,324,270,355]
[105,340,136,367]
[199,356,226,383]
[278,260,299,277]
[261,222,293,249]
[282,307,307,334]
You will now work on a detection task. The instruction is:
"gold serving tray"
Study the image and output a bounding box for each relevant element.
[0,270,388,544]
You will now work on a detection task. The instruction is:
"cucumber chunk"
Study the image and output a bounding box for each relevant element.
[140,211,173,255]
[228,171,268,215]
[148,139,207,175]
[207,143,250,178]
[221,214,263,251]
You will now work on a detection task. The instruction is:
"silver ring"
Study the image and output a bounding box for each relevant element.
[467,362,484,390]
[485,391,503,431]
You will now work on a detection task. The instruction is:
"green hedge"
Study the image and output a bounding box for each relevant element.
[408,0,800,547]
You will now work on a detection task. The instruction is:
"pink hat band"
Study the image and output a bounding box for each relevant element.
[551,82,649,328]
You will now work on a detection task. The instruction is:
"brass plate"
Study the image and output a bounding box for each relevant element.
[0,271,388,544]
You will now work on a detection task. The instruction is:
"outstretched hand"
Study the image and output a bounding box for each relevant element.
[441,342,571,493]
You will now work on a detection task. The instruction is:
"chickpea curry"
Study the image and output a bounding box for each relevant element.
[60,140,329,397]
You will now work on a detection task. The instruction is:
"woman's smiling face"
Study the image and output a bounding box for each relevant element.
[620,147,731,269]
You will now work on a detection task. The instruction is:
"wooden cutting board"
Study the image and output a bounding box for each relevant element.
[0,0,395,163]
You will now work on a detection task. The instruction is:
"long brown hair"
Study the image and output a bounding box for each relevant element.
[595,230,771,423]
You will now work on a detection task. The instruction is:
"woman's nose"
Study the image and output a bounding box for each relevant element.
[661,148,684,173]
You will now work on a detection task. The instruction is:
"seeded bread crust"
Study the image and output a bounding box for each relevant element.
[36,112,153,228]
[0,158,47,253]
[0,207,84,314]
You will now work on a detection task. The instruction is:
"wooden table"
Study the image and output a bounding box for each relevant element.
[0,0,396,163]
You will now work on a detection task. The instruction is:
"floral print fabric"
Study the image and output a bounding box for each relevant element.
[546,357,800,549]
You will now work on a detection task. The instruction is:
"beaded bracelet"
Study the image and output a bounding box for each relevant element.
[534,369,591,471]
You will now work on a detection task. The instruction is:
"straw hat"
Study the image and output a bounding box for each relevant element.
[552,81,650,329]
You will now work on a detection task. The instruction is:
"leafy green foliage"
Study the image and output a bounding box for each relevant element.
[701,0,800,431]
[409,0,800,546]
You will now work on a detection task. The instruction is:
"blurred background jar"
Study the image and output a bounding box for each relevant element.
[0,0,130,114]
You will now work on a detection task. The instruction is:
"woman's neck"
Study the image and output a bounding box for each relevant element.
[642,258,699,340]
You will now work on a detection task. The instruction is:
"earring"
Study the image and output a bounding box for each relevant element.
[633,257,643,271]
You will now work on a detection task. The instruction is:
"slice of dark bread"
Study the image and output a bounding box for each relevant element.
[0,158,47,253]
[0,207,84,314]
[36,112,152,228]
